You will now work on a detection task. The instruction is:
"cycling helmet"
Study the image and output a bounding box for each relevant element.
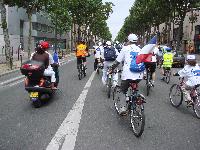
[40,41,49,49]
[187,55,196,60]
[115,41,119,44]
[165,47,172,52]
[128,33,138,42]
[106,41,112,46]
[98,41,102,46]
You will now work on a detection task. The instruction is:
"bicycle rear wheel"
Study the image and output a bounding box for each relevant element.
[169,84,183,107]
[130,104,145,137]
[193,97,200,119]
[107,78,112,98]
[113,86,121,114]
[146,84,150,96]
[166,74,170,84]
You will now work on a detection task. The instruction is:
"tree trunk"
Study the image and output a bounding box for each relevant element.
[176,16,185,51]
[28,12,32,58]
[54,13,58,52]
[77,25,81,40]
[0,2,12,68]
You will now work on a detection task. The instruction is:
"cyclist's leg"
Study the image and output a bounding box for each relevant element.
[77,57,82,69]
[82,57,87,69]
[119,80,130,114]
[150,63,156,85]
[112,61,118,87]
[94,58,98,71]
[102,61,108,85]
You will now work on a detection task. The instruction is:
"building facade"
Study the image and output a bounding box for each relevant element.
[151,8,200,53]
[0,6,70,55]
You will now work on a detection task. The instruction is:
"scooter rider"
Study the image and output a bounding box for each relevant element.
[30,41,57,89]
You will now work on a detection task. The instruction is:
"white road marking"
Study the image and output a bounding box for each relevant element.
[46,71,96,150]
[0,75,24,86]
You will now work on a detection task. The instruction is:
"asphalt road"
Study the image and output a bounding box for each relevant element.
[0,56,200,150]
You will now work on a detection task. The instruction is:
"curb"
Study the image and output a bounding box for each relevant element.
[0,53,75,78]
[0,75,25,86]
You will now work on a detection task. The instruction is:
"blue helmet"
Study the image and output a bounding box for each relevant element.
[165,47,172,52]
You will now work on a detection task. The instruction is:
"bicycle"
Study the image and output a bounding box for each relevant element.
[169,77,200,119]
[113,81,146,137]
[162,67,171,84]
[77,60,86,80]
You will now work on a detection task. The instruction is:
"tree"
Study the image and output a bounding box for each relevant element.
[0,0,12,68]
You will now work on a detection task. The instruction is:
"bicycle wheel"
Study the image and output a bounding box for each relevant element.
[165,72,170,84]
[113,86,121,114]
[107,78,112,98]
[78,65,82,80]
[130,104,145,137]
[169,84,183,107]
[193,97,200,119]
[146,83,150,96]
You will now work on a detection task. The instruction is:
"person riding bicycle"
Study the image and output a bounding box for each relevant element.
[94,41,104,71]
[143,46,158,87]
[102,41,119,87]
[161,47,173,80]
[30,41,57,89]
[173,55,200,105]
[110,33,144,115]
[75,39,89,70]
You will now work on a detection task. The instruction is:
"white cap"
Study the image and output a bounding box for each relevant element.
[128,34,138,42]
[98,42,102,46]
[187,55,196,60]
[106,41,111,46]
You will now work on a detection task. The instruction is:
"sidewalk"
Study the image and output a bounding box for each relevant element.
[0,52,75,77]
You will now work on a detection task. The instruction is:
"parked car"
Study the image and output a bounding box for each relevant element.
[172,51,185,68]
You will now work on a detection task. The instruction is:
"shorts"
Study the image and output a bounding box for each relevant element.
[144,62,156,73]
[77,57,86,65]
[121,79,141,94]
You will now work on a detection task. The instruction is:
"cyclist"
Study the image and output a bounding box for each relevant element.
[161,47,173,80]
[102,41,119,87]
[75,39,88,70]
[143,45,158,87]
[30,41,57,89]
[110,33,144,115]
[94,41,104,71]
[173,55,200,105]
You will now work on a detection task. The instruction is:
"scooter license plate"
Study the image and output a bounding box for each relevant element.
[30,92,39,98]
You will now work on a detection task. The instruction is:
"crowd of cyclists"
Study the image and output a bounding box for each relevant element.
[30,33,200,116]
[74,33,200,116]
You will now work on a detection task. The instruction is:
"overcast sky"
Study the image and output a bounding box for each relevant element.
[103,0,135,40]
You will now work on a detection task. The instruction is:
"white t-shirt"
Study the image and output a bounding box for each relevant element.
[95,46,103,58]
[178,64,200,86]
[116,44,144,80]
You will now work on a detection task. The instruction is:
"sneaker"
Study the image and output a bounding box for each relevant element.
[119,106,127,116]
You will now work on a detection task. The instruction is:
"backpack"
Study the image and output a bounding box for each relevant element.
[104,47,117,61]
[130,51,145,72]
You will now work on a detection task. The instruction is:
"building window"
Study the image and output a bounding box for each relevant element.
[195,25,200,35]
[32,22,38,30]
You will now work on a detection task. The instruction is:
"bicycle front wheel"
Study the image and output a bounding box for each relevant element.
[146,84,150,96]
[130,104,145,137]
[107,78,112,98]
[169,84,183,107]
[193,97,200,119]
[113,86,121,114]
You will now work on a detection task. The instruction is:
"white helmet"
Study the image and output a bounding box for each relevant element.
[128,33,138,42]
[106,41,112,46]
[116,41,119,44]
[98,41,102,46]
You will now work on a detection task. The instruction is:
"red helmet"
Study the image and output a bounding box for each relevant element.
[40,41,49,49]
